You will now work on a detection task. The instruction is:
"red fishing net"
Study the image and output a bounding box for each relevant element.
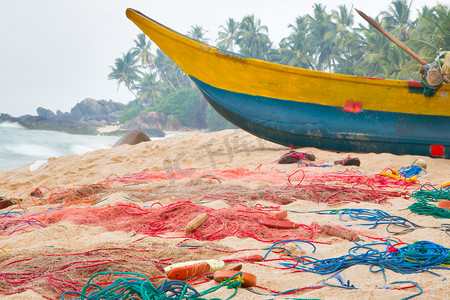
[1,202,320,242]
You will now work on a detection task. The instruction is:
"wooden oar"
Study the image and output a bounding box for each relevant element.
[355,8,427,65]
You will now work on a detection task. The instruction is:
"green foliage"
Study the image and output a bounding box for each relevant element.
[205,105,236,132]
[117,103,150,124]
[154,88,204,128]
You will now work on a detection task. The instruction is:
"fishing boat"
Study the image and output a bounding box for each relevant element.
[126,9,450,158]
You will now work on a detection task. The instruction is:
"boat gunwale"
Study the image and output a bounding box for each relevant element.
[126,8,429,90]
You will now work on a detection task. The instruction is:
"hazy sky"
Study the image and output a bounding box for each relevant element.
[0,0,445,116]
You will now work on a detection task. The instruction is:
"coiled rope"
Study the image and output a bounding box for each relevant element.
[279,241,450,276]
[408,184,450,218]
[61,270,248,299]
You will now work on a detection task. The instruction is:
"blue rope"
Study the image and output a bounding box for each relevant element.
[322,270,356,290]
[279,241,450,276]
[318,208,424,234]
[388,281,423,300]
[397,165,426,179]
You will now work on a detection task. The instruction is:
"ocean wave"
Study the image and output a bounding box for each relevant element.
[0,121,24,129]
[1,143,62,157]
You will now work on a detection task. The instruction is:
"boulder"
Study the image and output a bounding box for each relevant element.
[56,110,71,119]
[0,113,16,123]
[36,107,56,119]
[113,130,151,147]
[70,98,124,122]
[16,115,98,135]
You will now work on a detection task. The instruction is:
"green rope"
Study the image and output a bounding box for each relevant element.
[90,197,108,206]
[123,182,150,187]
[408,184,450,218]
[62,271,245,300]
[123,196,138,202]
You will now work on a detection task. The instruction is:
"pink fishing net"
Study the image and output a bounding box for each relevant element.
[2,202,320,242]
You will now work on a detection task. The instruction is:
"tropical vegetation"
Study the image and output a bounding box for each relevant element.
[108,1,449,131]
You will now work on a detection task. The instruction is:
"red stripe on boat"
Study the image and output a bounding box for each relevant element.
[430,145,444,157]
[408,81,423,88]
[343,100,363,113]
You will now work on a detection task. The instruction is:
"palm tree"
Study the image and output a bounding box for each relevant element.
[107,51,141,98]
[154,49,178,92]
[306,4,336,71]
[327,5,359,74]
[381,0,413,41]
[331,5,354,49]
[216,18,240,52]
[187,25,209,43]
[419,5,450,52]
[278,16,316,69]
[132,33,155,73]
[153,49,192,93]
[136,73,161,105]
[236,15,271,60]
[353,20,392,77]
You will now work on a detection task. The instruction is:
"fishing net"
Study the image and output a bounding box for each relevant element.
[1,202,320,242]
[98,168,419,190]
[20,168,417,209]
[0,244,229,299]
[0,166,433,299]
[100,167,289,185]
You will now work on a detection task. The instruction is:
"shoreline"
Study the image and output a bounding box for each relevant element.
[96,124,204,138]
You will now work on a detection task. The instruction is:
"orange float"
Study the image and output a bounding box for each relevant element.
[185,212,208,232]
[166,262,210,280]
[259,218,299,229]
[321,224,359,241]
[437,200,450,210]
[267,210,288,220]
[213,270,256,288]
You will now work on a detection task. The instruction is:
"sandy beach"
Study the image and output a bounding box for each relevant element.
[0,129,449,299]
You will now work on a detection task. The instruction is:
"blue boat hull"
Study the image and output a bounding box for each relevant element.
[192,77,449,157]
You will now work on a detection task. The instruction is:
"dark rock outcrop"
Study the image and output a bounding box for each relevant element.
[37,107,56,119]
[1,98,125,135]
[1,99,174,137]
[0,114,98,135]
[112,130,151,147]
[70,99,124,122]
[0,113,16,123]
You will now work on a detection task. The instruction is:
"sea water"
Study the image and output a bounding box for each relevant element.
[0,122,122,171]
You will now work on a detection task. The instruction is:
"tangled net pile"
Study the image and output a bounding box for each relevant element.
[98,168,419,190]
[19,168,419,209]
[0,202,320,242]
